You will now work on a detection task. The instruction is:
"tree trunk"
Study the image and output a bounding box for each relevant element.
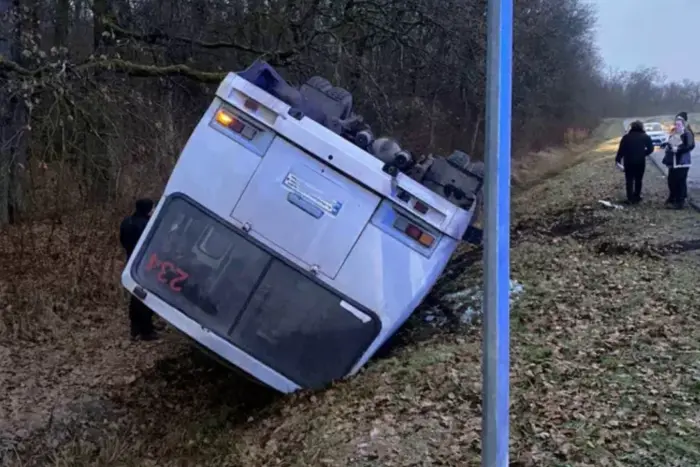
[54,0,70,46]
[87,0,117,203]
[0,0,33,226]
[0,0,14,226]
[92,0,108,50]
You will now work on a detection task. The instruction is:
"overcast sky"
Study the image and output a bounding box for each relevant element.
[589,0,700,83]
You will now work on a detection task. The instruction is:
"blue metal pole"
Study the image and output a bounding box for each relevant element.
[482,0,513,465]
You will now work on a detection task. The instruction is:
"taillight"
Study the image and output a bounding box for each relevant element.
[214,107,258,140]
[413,200,428,214]
[394,217,435,247]
[244,98,260,111]
[395,188,432,216]
[406,224,421,239]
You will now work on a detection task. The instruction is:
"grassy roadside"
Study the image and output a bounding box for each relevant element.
[3,126,700,466]
[512,119,624,192]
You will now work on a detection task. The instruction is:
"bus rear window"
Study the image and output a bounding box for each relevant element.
[131,193,380,388]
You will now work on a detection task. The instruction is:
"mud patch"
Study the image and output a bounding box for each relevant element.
[513,206,607,242]
[596,238,700,259]
[549,211,606,239]
[659,239,700,255]
[595,240,663,259]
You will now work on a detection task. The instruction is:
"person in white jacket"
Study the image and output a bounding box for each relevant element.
[661,112,695,209]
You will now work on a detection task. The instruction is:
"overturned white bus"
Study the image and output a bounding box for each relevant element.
[121,61,484,392]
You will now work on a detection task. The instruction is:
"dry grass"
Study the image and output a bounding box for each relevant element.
[512,119,625,191]
[6,119,700,466]
[513,142,597,191]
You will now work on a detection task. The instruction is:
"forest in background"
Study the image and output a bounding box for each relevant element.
[1,0,699,228]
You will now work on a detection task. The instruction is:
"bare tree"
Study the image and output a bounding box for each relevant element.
[0,0,698,228]
[0,0,37,224]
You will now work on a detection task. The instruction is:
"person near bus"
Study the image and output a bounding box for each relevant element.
[615,120,654,204]
[662,112,695,209]
[119,198,160,341]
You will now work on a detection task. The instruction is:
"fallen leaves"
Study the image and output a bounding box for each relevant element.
[2,145,700,466]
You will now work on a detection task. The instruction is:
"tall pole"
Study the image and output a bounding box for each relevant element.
[482,0,513,466]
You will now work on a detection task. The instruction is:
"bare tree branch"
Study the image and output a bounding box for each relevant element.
[0,56,226,83]
[102,19,317,66]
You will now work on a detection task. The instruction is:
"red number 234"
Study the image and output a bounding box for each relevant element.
[145,253,189,292]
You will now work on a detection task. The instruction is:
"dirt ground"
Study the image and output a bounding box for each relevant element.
[2,131,700,466]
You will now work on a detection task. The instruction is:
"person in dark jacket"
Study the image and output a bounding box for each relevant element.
[119,198,158,341]
[615,120,654,204]
[662,112,695,209]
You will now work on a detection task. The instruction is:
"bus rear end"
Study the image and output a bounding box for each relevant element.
[121,68,476,392]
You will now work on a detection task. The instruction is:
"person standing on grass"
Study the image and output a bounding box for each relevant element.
[119,198,161,341]
[662,112,695,209]
[615,120,654,204]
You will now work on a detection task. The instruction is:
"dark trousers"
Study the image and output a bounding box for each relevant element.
[624,162,645,202]
[667,167,690,205]
[129,296,154,336]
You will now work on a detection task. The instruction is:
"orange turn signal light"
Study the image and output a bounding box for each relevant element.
[215,109,245,133]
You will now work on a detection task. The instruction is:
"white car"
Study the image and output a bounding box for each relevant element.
[644,122,668,147]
